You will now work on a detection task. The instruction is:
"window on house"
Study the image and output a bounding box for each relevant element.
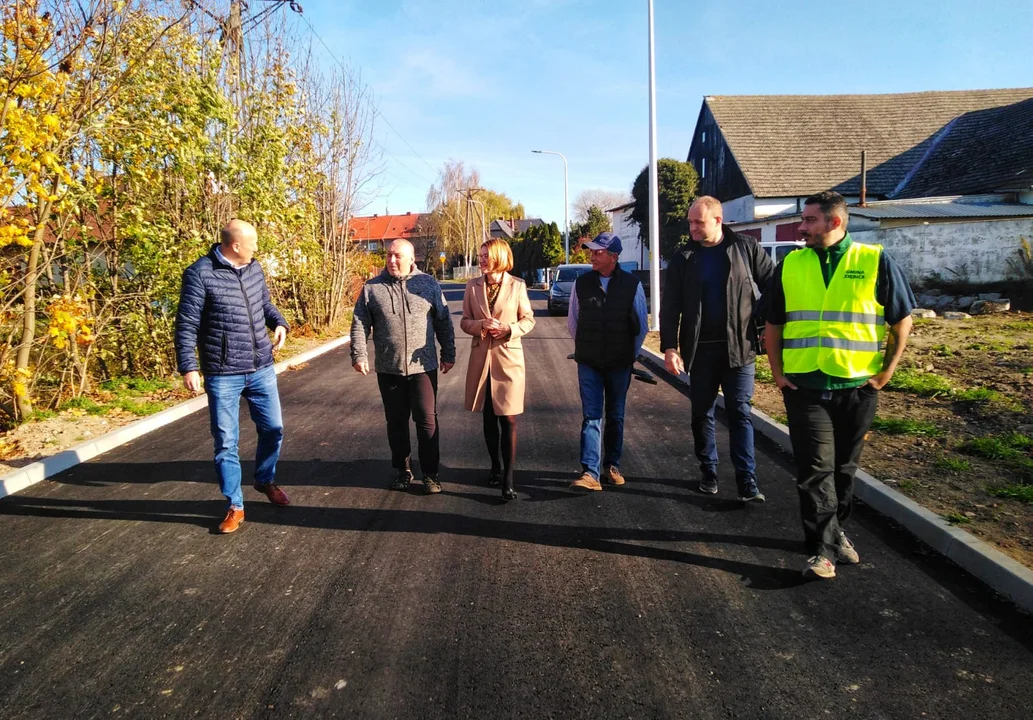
[701,157,706,178]
[702,131,706,143]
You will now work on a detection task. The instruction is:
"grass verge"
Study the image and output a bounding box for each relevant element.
[870,417,943,437]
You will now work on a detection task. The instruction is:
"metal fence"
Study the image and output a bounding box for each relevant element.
[449,266,480,281]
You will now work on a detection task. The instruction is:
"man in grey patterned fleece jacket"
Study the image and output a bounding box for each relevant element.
[351,239,456,494]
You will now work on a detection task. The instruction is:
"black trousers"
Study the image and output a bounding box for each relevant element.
[377,371,439,476]
[782,384,879,561]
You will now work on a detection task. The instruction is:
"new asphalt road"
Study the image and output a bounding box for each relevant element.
[0,283,1030,719]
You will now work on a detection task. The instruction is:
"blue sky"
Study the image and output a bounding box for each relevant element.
[292,0,1033,226]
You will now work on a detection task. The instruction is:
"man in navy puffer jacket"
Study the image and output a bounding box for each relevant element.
[175,219,291,534]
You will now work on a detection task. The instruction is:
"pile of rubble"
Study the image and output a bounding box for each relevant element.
[911,291,1011,319]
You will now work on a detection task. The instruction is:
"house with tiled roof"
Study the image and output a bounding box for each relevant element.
[687,88,1033,284]
[489,218,544,240]
[688,88,1033,226]
[346,212,437,264]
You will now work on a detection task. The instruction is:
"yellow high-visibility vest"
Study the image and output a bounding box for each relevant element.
[782,242,885,378]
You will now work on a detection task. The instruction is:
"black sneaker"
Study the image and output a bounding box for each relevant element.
[698,471,719,495]
[390,469,413,491]
[738,477,766,503]
[422,475,442,494]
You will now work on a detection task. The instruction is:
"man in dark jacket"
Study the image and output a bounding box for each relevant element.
[351,239,456,495]
[567,232,648,491]
[660,196,775,502]
[175,219,291,534]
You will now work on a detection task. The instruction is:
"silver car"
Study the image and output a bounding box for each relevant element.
[547,264,592,316]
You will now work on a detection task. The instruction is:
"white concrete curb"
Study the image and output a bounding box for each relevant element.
[0,336,350,501]
[638,346,1033,613]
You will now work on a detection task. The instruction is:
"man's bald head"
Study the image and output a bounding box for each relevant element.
[220,219,258,265]
[385,239,415,277]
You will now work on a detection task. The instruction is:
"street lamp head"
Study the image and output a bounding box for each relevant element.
[531,150,542,154]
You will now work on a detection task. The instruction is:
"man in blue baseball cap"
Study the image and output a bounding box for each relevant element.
[567,232,649,491]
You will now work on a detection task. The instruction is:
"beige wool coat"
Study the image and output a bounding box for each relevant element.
[460,273,536,415]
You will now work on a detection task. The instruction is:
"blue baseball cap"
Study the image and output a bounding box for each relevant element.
[582,232,622,255]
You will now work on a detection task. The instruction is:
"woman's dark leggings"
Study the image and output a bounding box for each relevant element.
[483,378,518,489]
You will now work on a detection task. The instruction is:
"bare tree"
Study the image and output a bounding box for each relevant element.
[426,160,480,268]
[573,188,632,224]
[306,64,382,327]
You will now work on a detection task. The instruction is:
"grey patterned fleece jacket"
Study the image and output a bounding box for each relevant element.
[350,268,456,376]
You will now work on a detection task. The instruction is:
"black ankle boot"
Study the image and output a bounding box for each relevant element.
[501,476,517,501]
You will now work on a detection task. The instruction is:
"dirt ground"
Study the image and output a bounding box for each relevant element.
[0,331,343,475]
[645,311,1033,571]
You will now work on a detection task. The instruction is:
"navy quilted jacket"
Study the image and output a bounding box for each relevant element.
[175,245,289,376]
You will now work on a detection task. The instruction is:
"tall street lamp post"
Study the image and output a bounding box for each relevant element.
[531,149,569,264]
[646,0,661,331]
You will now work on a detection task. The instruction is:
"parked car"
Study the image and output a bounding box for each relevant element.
[547,264,592,316]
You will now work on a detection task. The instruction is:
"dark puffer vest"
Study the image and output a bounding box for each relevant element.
[175,245,289,376]
[574,268,642,370]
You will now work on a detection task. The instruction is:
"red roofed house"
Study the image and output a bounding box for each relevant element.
[346,212,437,267]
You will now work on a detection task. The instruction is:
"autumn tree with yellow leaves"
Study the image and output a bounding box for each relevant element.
[0,1,381,424]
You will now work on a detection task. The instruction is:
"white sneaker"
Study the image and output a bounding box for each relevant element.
[836,531,860,565]
[803,555,836,579]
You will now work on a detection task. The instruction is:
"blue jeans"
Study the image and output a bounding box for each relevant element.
[205,364,284,509]
[689,343,757,489]
[577,363,632,480]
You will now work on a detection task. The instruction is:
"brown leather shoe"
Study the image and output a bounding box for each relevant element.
[605,466,626,486]
[571,472,602,491]
[217,508,244,534]
[254,483,290,506]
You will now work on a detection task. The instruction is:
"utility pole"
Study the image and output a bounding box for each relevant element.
[464,192,472,271]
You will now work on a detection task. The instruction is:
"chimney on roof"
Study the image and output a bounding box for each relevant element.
[860,150,868,208]
[406,211,411,215]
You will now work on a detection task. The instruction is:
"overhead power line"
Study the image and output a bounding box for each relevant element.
[296,12,440,180]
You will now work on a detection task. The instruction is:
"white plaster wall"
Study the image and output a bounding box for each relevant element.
[608,208,638,264]
[754,197,798,219]
[607,207,670,270]
[721,195,755,223]
[851,218,1033,284]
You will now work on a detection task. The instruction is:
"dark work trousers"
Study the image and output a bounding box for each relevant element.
[782,384,879,561]
[376,370,439,477]
[689,342,757,490]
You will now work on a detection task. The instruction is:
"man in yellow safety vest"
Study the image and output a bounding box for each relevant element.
[764,191,916,580]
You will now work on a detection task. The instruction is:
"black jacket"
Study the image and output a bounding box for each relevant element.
[175,245,289,376]
[659,225,775,369]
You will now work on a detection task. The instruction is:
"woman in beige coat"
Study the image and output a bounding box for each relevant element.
[460,238,536,500]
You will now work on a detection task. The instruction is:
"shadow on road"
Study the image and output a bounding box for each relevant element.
[2,459,806,591]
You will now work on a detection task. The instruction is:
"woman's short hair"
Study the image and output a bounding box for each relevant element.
[482,238,514,273]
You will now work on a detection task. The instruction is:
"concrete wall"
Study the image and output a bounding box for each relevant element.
[852,218,1033,285]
